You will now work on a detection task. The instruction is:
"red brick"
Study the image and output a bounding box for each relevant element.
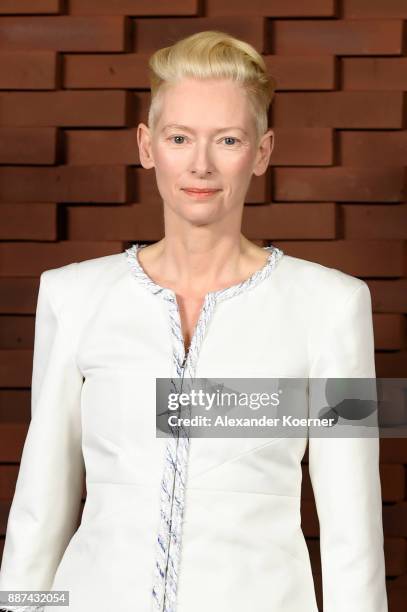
[265,55,336,91]
[68,204,164,241]
[0,279,39,314]
[64,52,149,89]
[341,130,407,166]
[273,92,404,128]
[0,52,58,89]
[65,128,139,165]
[301,499,319,537]
[271,239,404,277]
[374,314,407,350]
[0,390,31,423]
[132,17,266,53]
[377,381,407,428]
[313,573,322,610]
[0,316,34,350]
[273,167,406,202]
[0,465,19,500]
[383,502,407,537]
[384,537,407,576]
[0,128,58,164]
[68,0,198,16]
[270,128,333,166]
[0,166,131,203]
[133,168,161,205]
[135,90,151,126]
[388,582,407,611]
[273,19,404,55]
[367,280,407,313]
[389,574,407,589]
[0,241,123,277]
[381,439,407,463]
[0,203,56,240]
[0,0,61,13]
[0,17,127,52]
[305,539,320,572]
[376,351,407,377]
[0,350,32,388]
[0,91,132,127]
[242,203,336,239]
[343,0,407,18]
[343,204,407,240]
[0,425,30,466]
[343,58,407,91]
[206,0,335,17]
[301,469,313,500]
[246,174,270,204]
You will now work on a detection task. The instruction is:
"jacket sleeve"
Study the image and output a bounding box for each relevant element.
[307,281,388,612]
[0,268,85,612]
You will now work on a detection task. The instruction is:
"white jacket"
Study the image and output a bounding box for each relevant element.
[0,243,388,612]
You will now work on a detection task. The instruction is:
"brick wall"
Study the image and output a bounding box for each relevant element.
[0,0,406,609]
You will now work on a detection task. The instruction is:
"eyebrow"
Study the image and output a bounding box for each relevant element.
[162,123,249,136]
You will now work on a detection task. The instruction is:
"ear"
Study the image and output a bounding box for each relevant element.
[252,129,274,177]
[137,122,155,169]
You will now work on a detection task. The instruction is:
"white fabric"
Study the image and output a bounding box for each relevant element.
[126,243,284,612]
[0,244,388,612]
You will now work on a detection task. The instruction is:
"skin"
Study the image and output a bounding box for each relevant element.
[136,76,275,298]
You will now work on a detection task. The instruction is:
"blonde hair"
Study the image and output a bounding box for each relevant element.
[147,30,277,144]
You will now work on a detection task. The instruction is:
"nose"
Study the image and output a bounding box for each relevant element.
[190,141,214,176]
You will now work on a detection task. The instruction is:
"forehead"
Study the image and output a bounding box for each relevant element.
[156,78,252,129]
[161,123,249,135]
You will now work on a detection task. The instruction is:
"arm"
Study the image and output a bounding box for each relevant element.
[0,268,85,612]
[308,281,388,612]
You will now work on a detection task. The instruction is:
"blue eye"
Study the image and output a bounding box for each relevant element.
[223,137,240,145]
[168,135,240,145]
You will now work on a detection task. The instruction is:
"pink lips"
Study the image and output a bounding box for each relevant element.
[182,188,220,199]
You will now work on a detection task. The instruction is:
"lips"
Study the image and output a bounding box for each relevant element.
[182,188,221,199]
[182,188,220,193]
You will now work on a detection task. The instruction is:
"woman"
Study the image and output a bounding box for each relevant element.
[0,31,387,612]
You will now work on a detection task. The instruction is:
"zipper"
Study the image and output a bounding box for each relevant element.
[181,348,189,370]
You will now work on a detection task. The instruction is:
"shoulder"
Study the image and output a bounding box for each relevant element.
[271,251,372,340]
[39,250,128,316]
[272,252,374,372]
[274,251,369,303]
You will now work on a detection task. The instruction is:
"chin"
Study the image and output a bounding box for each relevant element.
[179,205,221,224]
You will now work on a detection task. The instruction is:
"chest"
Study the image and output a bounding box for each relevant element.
[175,294,206,354]
[77,278,311,380]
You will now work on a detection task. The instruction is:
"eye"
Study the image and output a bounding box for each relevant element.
[222,137,240,146]
[168,135,187,144]
[167,135,241,146]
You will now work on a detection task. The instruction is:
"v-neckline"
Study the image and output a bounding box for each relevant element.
[125,242,284,373]
[126,242,282,301]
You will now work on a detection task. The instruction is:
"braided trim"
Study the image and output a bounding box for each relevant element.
[125,242,284,611]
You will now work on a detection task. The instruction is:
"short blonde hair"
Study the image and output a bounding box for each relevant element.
[147,30,277,144]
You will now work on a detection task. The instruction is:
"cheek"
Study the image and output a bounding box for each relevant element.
[217,150,253,174]
[153,158,180,194]
[154,150,184,179]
